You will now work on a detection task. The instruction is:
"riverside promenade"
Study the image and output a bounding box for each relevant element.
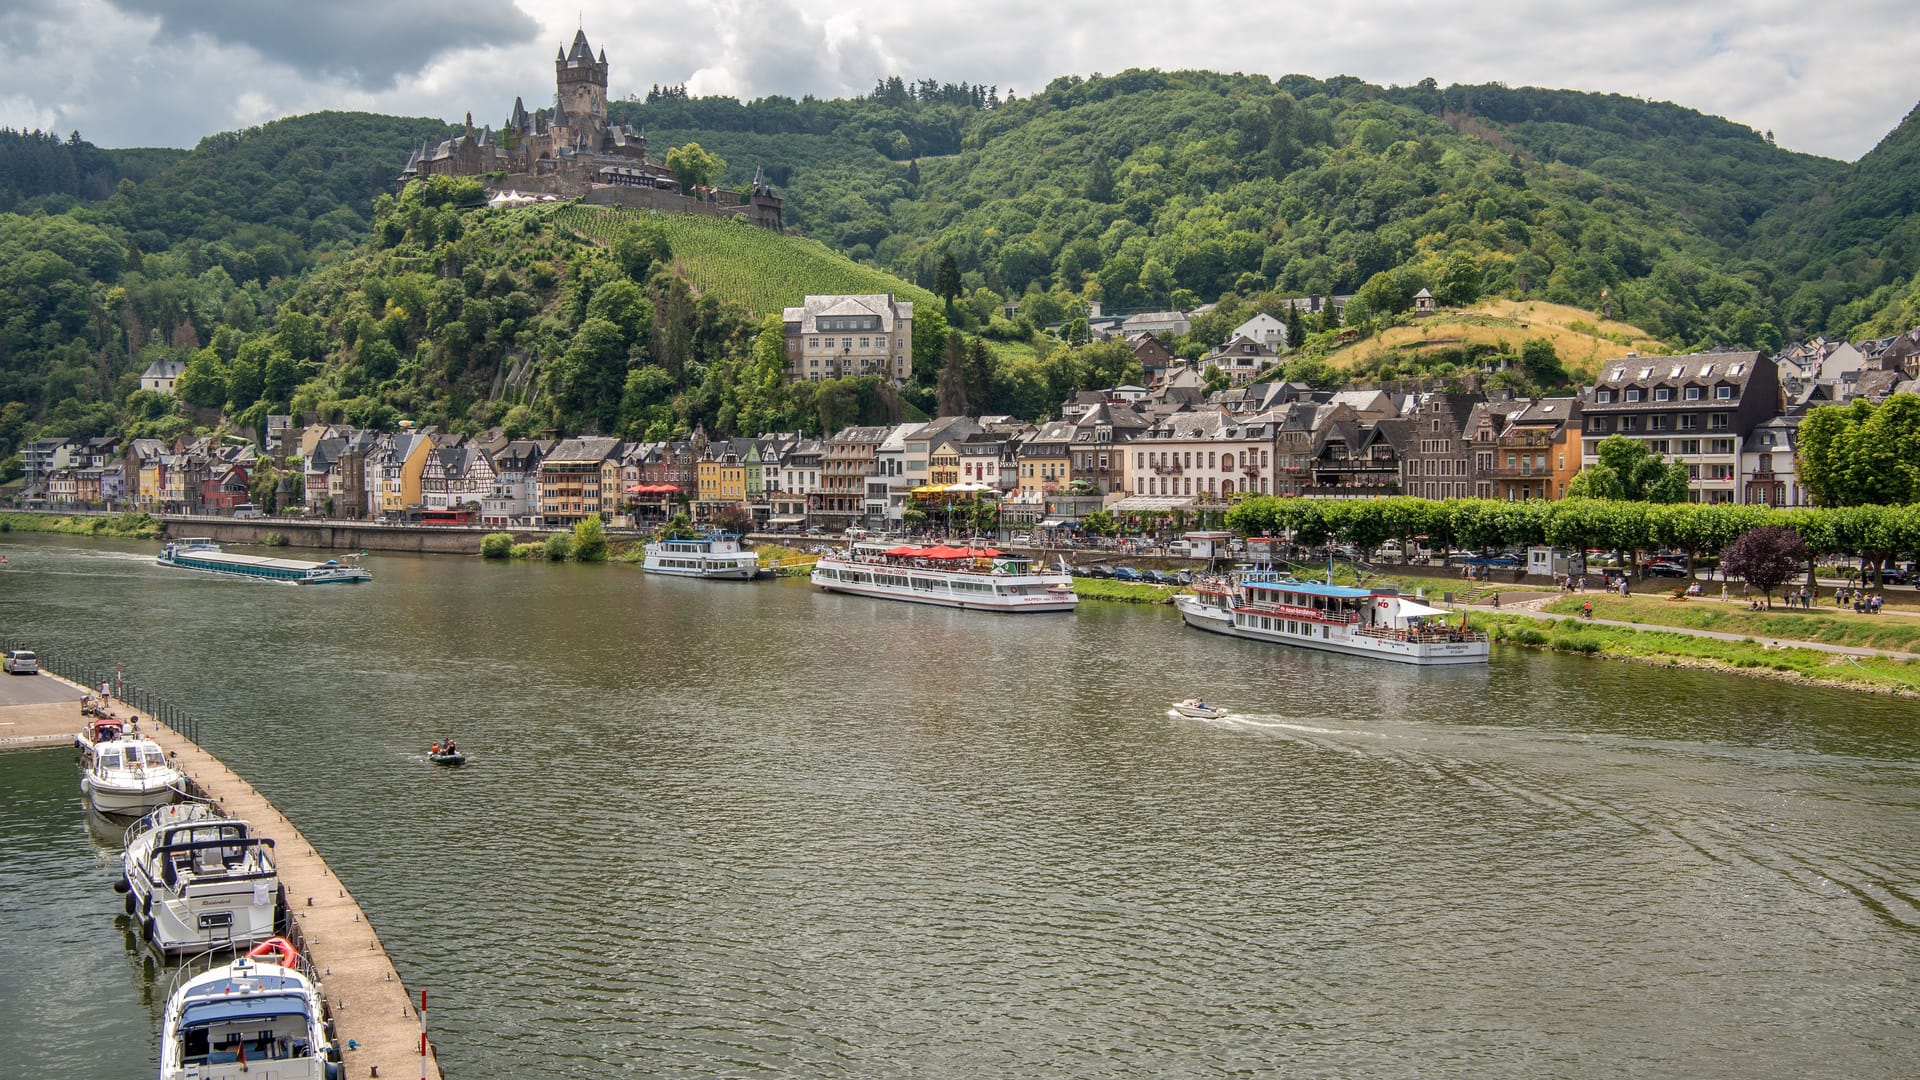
[0,671,442,1080]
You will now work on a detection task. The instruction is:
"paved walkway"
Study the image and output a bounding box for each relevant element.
[1472,591,1920,661]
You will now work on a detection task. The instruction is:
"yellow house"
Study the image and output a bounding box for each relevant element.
[696,445,748,505]
[1015,420,1074,497]
[380,432,436,515]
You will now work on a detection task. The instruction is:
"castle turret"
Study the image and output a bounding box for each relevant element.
[555,29,608,150]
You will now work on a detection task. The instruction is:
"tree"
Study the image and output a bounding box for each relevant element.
[572,514,609,562]
[937,331,968,415]
[665,142,726,190]
[1797,395,1920,507]
[1083,152,1114,203]
[1519,338,1566,388]
[1721,525,1807,608]
[934,253,963,314]
[1566,435,1688,503]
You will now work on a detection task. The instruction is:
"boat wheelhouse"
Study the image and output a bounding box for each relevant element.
[123,803,280,955]
[641,533,760,579]
[80,734,183,815]
[811,542,1078,612]
[160,939,333,1080]
[158,539,372,585]
[1175,571,1489,665]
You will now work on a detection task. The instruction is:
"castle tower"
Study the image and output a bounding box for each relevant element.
[555,29,609,151]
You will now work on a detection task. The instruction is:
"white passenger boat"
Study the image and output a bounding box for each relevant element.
[1175,572,1489,665]
[641,533,760,579]
[122,803,280,955]
[811,542,1078,612]
[80,733,183,815]
[158,539,372,585]
[1170,699,1229,720]
[160,937,335,1080]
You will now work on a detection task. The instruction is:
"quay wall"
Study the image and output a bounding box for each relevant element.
[10,666,442,1080]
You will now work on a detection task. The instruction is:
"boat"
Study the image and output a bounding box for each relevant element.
[1171,699,1229,720]
[1175,571,1490,666]
[158,539,372,585]
[428,749,466,766]
[121,803,280,955]
[810,542,1078,612]
[80,733,183,815]
[75,714,128,754]
[160,937,336,1079]
[641,533,760,579]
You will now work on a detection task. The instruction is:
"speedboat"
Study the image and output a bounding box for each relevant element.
[160,937,336,1079]
[75,714,127,753]
[80,734,182,815]
[122,803,280,955]
[1171,699,1229,720]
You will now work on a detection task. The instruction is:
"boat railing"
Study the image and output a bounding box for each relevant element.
[1356,625,1490,644]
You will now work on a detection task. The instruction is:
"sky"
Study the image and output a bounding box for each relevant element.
[2,0,1917,161]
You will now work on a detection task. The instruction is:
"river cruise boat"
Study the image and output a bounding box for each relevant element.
[811,542,1078,612]
[1175,572,1489,665]
[158,539,372,585]
[641,533,760,579]
[161,937,334,1080]
[122,803,280,955]
[81,733,182,815]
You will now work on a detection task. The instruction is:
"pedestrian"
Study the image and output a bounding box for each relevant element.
[1720,582,1728,602]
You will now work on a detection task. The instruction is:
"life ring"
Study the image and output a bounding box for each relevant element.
[246,937,300,968]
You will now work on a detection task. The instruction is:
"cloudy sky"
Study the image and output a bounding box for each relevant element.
[3,0,1916,161]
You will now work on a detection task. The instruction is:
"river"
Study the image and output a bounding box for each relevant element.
[2,532,1917,1078]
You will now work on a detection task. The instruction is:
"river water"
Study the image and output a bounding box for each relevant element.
[2,532,1917,1078]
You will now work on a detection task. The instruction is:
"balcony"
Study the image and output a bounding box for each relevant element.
[1150,462,1184,475]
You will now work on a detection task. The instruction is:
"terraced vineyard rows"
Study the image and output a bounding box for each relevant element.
[549,204,937,316]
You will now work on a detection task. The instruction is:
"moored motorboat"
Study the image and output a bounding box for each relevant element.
[160,937,335,1079]
[1171,699,1229,720]
[80,733,182,815]
[122,802,280,955]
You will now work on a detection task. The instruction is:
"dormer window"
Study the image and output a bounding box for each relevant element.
[1625,388,1643,402]
[1654,387,1671,401]
[1715,385,1734,400]
[1595,390,1613,403]
[1684,386,1702,400]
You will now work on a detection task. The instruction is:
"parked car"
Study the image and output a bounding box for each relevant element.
[1174,568,1195,585]
[1643,561,1689,578]
[1140,569,1170,584]
[3,649,38,675]
[1112,567,1144,582]
[1086,564,1113,579]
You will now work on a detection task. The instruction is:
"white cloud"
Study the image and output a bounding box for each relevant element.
[0,0,1913,158]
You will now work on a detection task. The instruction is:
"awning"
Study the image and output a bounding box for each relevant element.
[1392,599,1453,619]
[1038,519,1064,527]
[624,484,681,495]
[768,515,805,525]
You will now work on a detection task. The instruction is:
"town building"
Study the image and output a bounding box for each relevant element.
[781,294,914,383]
[1580,351,1778,504]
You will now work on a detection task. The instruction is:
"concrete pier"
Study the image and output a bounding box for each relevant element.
[1,673,443,1080]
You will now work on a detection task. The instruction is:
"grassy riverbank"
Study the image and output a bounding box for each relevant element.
[1474,611,1920,696]
[1540,595,1920,653]
[0,511,163,539]
[1071,579,1183,604]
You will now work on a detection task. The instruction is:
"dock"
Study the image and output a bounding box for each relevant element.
[0,671,443,1080]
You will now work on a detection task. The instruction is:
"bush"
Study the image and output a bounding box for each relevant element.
[510,541,543,559]
[543,532,573,561]
[261,533,288,547]
[480,532,515,559]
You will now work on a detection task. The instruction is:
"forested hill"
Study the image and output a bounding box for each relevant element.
[7,72,1920,461]
[614,70,1909,350]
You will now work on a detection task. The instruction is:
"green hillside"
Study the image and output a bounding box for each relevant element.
[550,205,937,316]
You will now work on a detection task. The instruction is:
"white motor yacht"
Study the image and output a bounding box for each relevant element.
[122,803,280,955]
[80,734,182,816]
[160,937,335,1079]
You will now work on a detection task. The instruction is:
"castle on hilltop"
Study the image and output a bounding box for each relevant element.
[399,29,782,230]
